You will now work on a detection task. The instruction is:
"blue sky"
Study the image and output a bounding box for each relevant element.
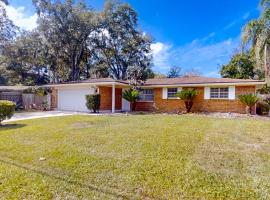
[6,0,260,77]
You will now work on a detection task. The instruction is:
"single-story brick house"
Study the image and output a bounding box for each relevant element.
[49,76,265,114]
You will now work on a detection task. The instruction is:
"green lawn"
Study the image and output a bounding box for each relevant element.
[0,115,270,199]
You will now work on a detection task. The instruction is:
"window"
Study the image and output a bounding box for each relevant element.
[139,89,154,101]
[167,88,178,98]
[210,87,229,99]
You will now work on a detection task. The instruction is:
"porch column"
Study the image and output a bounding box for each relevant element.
[112,84,115,113]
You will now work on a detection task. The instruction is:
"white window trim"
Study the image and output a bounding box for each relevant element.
[209,87,229,100]
[167,87,182,99]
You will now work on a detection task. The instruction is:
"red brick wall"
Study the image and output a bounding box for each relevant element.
[99,86,122,110]
[141,86,256,114]
[135,102,154,111]
[51,87,58,110]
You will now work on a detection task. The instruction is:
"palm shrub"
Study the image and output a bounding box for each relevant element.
[122,88,139,111]
[176,89,199,113]
[238,94,259,114]
[85,94,100,113]
[0,100,16,125]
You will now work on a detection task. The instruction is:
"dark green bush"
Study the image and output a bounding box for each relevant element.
[0,100,16,124]
[85,94,100,113]
[256,101,270,115]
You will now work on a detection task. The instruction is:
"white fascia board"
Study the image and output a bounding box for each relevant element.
[141,82,265,88]
[47,82,128,88]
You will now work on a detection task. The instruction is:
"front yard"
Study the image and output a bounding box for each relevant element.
[0,114,270,199]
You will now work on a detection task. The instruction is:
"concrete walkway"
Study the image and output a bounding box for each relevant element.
[3,110,124,123]
[4,111,77,123]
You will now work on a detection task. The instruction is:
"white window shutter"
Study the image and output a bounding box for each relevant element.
[162,88,167,99]
[177,87,182,92]
[204,87,210,99]
[229,86,235,100]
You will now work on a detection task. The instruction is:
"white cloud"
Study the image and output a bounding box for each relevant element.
[150,42,172,69]
[151,37,240,77]
[202,32,216,41]
[5,5,37,31]
[242,12,250,20]
[224,11,250,30]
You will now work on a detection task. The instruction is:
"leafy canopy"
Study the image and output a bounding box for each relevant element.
[220,53,256,79]
[176,89,199,101]
[241,0,270,83]
[0,0,153,86]
[167,66,182,78]
[87,1,153,84]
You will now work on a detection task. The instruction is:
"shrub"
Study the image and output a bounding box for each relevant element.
[36,87,52,96]
[238,94,259,114]
[266,97,270,106]
[122,88,139,111]
[85,94,100,113]
[0,100,16,125]
[176,89,199,113]
[256,101,270,115]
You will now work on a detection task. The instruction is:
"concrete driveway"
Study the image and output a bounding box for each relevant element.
[4,111,77,123]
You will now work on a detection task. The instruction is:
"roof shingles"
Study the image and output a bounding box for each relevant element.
[143,76,264,86]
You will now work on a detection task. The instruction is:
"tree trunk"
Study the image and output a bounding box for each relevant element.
[245,106,251,115]
[185,101,193,113]
[131,101,137,112]
[264,44,270,85]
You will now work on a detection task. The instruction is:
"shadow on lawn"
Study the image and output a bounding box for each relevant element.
[0,124,26,131]
[0,158,131,199]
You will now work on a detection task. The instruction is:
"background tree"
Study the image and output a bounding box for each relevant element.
[167,66,182,78]
[87,1,153,82]
[0,0,17,84]
[0,0,153,85]
[33,0,96,82]
[241,0,270,83]
[220,52,256,79]
[0,0,8,5]
[1,31,50,85]
[183,68,201,77]
[153,72,166,79]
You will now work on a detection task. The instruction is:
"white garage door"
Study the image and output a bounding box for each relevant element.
[58,86,95,112]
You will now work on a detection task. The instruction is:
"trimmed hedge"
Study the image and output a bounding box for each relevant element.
[85,94,100,113]
[0,100,16,124]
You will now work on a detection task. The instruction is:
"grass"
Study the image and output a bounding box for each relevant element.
[0,114,270,199]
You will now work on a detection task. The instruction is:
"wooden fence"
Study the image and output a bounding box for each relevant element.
[22,94,51,110]
[0,91,23,108]
[0,92,51,110]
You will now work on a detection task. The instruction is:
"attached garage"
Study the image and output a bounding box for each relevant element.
[50,79,126,113]
[57,85,95,112]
